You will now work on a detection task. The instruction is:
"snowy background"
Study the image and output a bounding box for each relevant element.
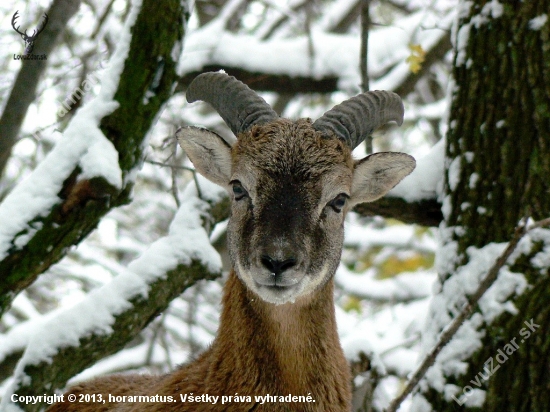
[0,0,462,410]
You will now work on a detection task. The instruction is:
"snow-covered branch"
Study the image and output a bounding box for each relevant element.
[0,0,186,317]
[2,178,226,412]
[386,217,550,412]
[336,265,434,303]
[0,0,82,177]
[354,139,445,226]
[176,9,454,95]
[354,196,442,227]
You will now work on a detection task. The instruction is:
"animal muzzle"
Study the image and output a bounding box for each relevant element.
[253,246,305,286]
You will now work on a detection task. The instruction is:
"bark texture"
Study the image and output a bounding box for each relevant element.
[354,196,442,227]
[423,1,550,410]
[14,260,221,412]
[0,0,82,178]
[0,0,186,317]
[4,191,228,412]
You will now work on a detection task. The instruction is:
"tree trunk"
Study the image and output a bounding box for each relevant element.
[421,0,550,410]
[0,0,187,317]
[0,0,82,179]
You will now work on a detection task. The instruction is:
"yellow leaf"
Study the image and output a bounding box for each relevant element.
[409,44,426,56]
[378,252,434,279]
[342,296,362,313]
[406,44,426,74]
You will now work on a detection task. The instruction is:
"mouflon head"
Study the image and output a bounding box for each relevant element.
[177,72,415,304]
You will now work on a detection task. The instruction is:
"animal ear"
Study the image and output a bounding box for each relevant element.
[349,152,415,206]
[176,126,233,187]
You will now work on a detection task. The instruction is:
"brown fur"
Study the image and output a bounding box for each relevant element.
[48,119,354,412]
[227,119,355,308]
[46,114,416,412]
[47,272,350,412]
[235,119,353,176]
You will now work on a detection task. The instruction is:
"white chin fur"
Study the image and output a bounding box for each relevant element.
[236,262,331,305]
[254,284,304,305]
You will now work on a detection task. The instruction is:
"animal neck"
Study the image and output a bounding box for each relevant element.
[204,270,351,407]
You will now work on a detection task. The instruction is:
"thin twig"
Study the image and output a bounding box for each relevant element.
[360,0,373,154]
[351,352,381,412]
[379,333,420,358]
[145,159,195,172]
[305,0,315,73]
[258,0,309,40]
[91,0,116,39]
[158,315,173,370]
[145,315,165,367]
[170,137,181,207]
[360,0,370,93]
[218,0,248,30]
[186,283,202,358]
[385,217,550,412]
[528,217,550,230]
[355,369,379,412]
[193,172,203,200]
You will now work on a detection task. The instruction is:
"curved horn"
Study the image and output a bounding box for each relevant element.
[186,72,278,136]
[312,91,404,149]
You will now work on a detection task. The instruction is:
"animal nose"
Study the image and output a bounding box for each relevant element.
[261,255,297,276]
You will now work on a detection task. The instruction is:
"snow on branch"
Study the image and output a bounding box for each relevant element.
[353,140,445,226]
[336,265,434,303]
[0,3,133,260]
[177,9,454,93]
[0,0,82,178]
[385,217,550,412]
[1,178,226,412]
[389,138,445,203]
[0,0,186,318]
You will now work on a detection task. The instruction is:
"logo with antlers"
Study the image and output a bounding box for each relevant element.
[11,10,48,55]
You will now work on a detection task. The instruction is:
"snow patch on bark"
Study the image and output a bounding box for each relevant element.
[0,0,145,258]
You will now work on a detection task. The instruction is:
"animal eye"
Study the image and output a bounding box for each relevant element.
[231,181,249,201]
[327,193,348,213]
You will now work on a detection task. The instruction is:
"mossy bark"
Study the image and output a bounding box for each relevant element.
[424,1,550,410]
[4,192,229,411]
[14,260,221,412]
[0,0,187,317]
